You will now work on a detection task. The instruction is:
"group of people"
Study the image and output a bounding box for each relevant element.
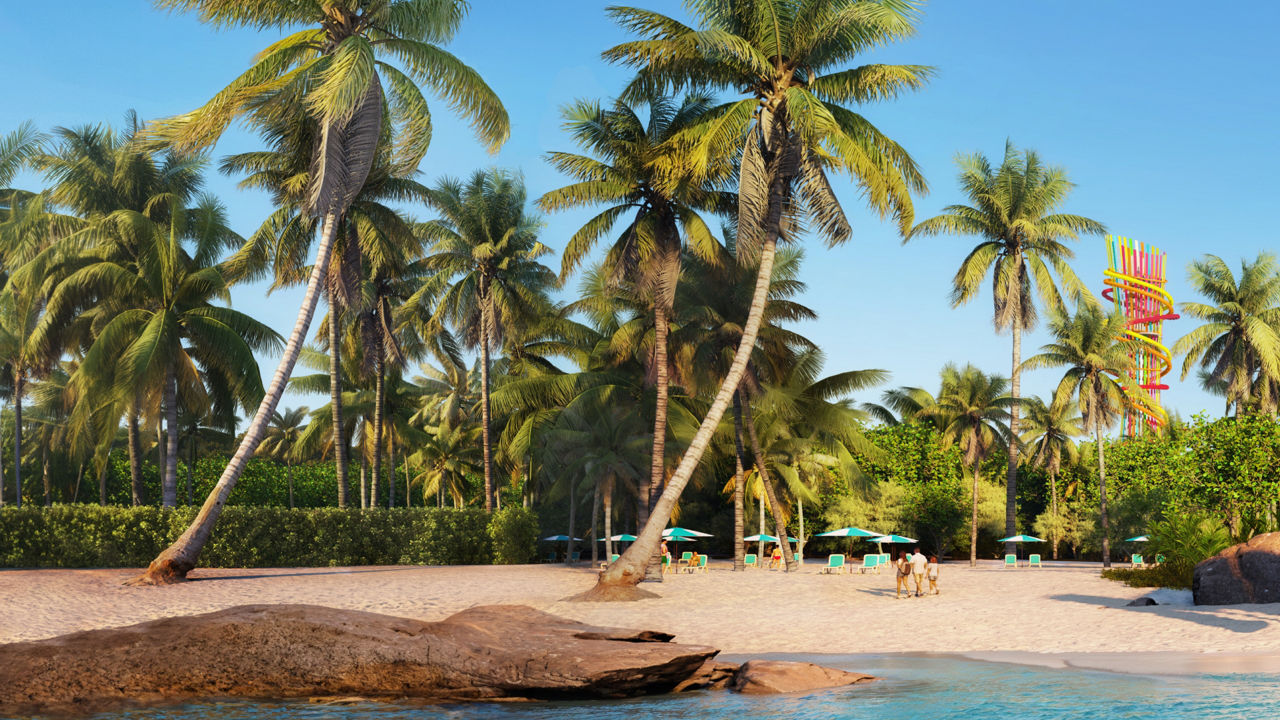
[895,549,939,599]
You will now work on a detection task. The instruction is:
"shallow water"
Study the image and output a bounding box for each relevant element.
[93,655,1280,720]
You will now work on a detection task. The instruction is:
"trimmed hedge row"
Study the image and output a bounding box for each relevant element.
[0,505,539,568]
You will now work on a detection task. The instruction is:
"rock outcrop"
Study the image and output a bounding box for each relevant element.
[729,660,875,694]
[0,604,718,716]
[1193,532,1280,605]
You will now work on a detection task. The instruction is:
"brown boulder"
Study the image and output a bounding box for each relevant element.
[729,659,875,695]
[1194,532,1280,605]
[0,604,717,716]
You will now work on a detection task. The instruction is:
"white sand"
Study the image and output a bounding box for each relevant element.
[2,560,1277,670]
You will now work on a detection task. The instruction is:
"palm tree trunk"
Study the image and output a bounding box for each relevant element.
[604,477,614,562]
[644,304,670,521]
[590,483,600,567]
[72,462,84,504]
[1050,467,1059,560]
[566,476,576,564]
[13,374,23,508]
[479,298,494,513]
[287,462,295,509]
[969,465,981,567]
[0,413,7,507]
[98,459,108,506]
[127,407,143,506]
[388,432,396,508]
[741,389,794,572]
[758,490,765,561]
[130,209,341,585]
[186,429,195,506]
[41,443,50,506]
[1005,311,1021,557]
[328,285,350,508]
[1096,414,1111,569]
[732,395,747,571]
[360,455,367,509]
[371,354,384,508]
[162,364,179,508]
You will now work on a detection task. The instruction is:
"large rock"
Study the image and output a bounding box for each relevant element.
[0,604,718,716]
[729,660,875,694]
[1193,532,1280,605]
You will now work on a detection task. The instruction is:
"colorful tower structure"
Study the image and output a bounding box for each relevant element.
[1101,236,1179,436]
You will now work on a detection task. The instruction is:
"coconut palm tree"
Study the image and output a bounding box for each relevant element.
[0,280,51,508]
[1020,396,1082,559]
[412,420,481,508]
[257,407,308,508]
[1023,306,1136,568]
[908,142,1104,554]
[1172,253,1280,416]
[591,0,927,597]
[406,169,556,511]
[539,91,731,524]
[926,363,1012,566]
[137,0,507,584]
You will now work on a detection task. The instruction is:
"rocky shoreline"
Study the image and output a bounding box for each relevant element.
[0,604,873,716]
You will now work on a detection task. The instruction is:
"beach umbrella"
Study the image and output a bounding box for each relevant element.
[598,533,638,542]
[815,527,879,538]
[541,534,583,542]
[867,534,916,544]
[997,534,1044,543]
[1125,535,1151,542]
[663,527,712,539]
[743,534,798,543]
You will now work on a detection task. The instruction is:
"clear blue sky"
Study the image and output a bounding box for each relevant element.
[4,1,1278,422]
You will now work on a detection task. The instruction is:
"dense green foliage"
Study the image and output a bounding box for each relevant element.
[0,505,537,568]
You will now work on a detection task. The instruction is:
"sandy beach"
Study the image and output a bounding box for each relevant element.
[3,560,1278,671]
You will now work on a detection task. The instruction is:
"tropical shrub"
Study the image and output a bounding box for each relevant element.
[488,506,540,564]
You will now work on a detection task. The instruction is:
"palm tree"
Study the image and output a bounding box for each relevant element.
[408,169,556,511]
[0,281,50,508]
[927,363,1012,566]
[591,0,927,596]
[1023,306,1136,568]
[1172,253,1280,416]
[1020,396,1082,559]
[137,0,507,584]
[257,407,308,508]
[908,142,1104,554]
[539,92,730,525]
[412,420,481,508]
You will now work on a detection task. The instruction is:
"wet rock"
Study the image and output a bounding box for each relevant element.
[672,660,738,692]
[1126,597,1158,606]
[0,604,718,716]
[1193,532,1280,605]
[729,659,876,695]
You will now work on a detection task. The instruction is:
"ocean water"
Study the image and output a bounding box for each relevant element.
[92,655,1279,720]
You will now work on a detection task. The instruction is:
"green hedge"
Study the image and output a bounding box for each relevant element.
[0,505,538,568]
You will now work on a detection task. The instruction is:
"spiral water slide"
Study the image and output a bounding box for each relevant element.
[1101,235,1178,435]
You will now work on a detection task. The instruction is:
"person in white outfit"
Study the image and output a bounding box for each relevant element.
[910,548,928,597]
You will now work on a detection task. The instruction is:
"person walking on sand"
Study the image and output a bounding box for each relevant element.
[910,547,928,597]
[895,552,912,599]
[927,555,940,595]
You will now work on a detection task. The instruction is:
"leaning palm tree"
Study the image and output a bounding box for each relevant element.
[1172,253,1280,416]
[135,0,507,584]
[1023,306,1136,568]
[1020,396,1082,559]
[589,0,928,598]
[908,142,1104,553]
[406,169,556,512]
[927,364,1012,566]
[257,407,309,508]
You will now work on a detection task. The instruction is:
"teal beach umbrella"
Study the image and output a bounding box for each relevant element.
[1124,535,1150,542]
[868,534,917,544]
[815,527,879,538]
[598,533,638,542]
[663,527,712,539]
[997,534,1044,543]
[541,534,583,542]
[743,533,798,543]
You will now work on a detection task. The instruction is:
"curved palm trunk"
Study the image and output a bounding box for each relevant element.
[1096,415,1111,569]
[371,355,384,508]
[645,304,670,518]
[479,289,494,512]
[969,465,981,567]
[732,395,747,571]
[742,389,794,572]
[130,210,341,585]
[162,364,179,508]
[12,375,22,508]
[1005,316,1021,557]
[583,237,779,598]
[127,405,143,506]
[328,286,350,508]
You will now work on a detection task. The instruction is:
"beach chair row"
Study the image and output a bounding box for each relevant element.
[1002,554,1044,568]
[1129,553,1165,568]
[810,553,892,574]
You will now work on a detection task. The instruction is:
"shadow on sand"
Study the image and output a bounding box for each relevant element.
[1051,593,1278,634]
[188,567,418,583]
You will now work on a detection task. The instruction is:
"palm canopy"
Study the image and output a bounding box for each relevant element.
[1171,253,1280,411]
[909,141,1105,329]
[927,363,1012,469]
[604,0,930,246]
[258,407,309,463]
[1023,306,1138,432]
[1019,396,1082,476]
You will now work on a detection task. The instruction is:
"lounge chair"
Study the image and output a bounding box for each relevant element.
[744,553,758,568]
[1155,554,1166,565]
[1028,553,1042,568]
[570,551,581,563]
[794,552,802,565]
[544,551,556,563]
[1003,554,1018,568]
[820,554,846,574]
[859,554,880,574]
[879,553,891,566]
[1131,554,1145,568]
[683,555,708,573]
[611,554,620,564]
[679,551,693,564]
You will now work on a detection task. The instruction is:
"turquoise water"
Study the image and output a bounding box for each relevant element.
[92,655,1279,720]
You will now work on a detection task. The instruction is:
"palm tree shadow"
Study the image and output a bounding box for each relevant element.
[1051,593,1277,634]
[189,567,418,582]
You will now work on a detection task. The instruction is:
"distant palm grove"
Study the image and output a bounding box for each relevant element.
[2,0,1278,589]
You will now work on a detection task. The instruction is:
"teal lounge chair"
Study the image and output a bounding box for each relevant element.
[879,553,891,566]
[611,553,620,564]
[544,551,556,563]
[1028,553,1042,568]
[821,554,846,574]
[1155,554,1166,565]
[1131,554,1145,568]
[794,552,802,565]
[570,551,581,563]
[859,554,880,574]
[679,551,693,564]
[744,553,758,568]
[683,555,708,573]
[1004,554,1018,568]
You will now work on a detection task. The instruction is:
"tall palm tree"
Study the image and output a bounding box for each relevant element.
[1023,306,1136,568]
[591,0,927,597]
[539,92,730,525]
[411,419,481,508]
[0,281,50,508]
[137,0,507,584]
[407,170,556,511]
[257,407,308,508]
[1020,396,1082,559]
[927,364,1012,566]
[1172,253,1280,416]
[908,142,1104,554]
